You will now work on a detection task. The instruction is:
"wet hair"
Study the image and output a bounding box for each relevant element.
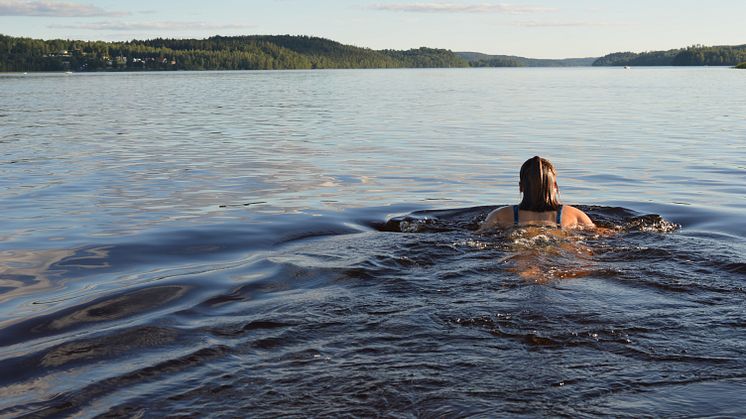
[519,156,560,211]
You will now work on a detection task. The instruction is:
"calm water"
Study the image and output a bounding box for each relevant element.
[1,68,745,417]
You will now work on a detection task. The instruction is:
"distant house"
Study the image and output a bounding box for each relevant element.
[45,50,71,58]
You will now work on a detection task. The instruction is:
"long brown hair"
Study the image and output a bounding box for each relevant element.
[519,156,560,211]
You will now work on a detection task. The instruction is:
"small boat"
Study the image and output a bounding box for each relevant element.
[65,71,73,74]
[624,66,631,69]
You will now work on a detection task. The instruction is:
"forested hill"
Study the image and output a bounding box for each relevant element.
[593,44,746,66]
[5,34,744,72]
[0,34,468,72]
[457,51,597,67]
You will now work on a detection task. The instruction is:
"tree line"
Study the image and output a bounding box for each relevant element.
[593,44,746,66]
[458,51,596,67]
[4,34,745,71]
[0,34,469,72]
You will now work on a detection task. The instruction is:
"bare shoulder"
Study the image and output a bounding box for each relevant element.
[562,205,595,228]
[479,206,513,231]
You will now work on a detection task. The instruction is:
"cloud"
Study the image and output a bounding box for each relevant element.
[370,2,556,14]
[47,21,251,31]
[515,20,630,27]
[0,0,127,17]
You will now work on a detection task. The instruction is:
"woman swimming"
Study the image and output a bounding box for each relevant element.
[479,156,595,231]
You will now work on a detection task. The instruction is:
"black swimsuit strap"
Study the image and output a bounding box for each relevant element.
[513,205,563,227]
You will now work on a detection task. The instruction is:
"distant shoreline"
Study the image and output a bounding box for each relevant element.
[2,34,745,72]
[3,66,741,75]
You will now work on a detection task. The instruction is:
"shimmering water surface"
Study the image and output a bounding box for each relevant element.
[1,68,745,417]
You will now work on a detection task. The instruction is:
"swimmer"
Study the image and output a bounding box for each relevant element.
[479,156,595,231]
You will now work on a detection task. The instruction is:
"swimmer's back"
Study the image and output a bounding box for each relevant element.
[479,205,595,231]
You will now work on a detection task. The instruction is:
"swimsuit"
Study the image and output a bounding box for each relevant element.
[513,205,563,227]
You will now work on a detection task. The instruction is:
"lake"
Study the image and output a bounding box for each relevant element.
[1,68,745,417]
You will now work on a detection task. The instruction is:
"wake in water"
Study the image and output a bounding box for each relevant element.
[379,204,680,234]
[378,205,680,282]
[6,205,746,418]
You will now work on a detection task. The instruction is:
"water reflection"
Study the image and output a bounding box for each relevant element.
[3,69,743,244]
[1,69,745,416]
[0,248,76,306]
[45,286,188,331]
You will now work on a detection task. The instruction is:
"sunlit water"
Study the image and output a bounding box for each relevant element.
[1,68,745,417]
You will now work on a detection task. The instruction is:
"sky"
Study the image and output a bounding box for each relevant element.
[0,0,744,58]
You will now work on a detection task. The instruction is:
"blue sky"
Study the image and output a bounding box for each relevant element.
[1,0,744,58]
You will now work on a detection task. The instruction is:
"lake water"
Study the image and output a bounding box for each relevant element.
[1,68,745,417]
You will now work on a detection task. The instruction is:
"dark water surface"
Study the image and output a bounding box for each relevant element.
[1,68,745,417]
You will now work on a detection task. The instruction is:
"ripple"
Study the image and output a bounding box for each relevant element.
[2,69,746,416]
[0,285,189,347]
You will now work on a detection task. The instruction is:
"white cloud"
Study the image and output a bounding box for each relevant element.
[0,0,127,17]
[370,2,556,14]
[48,21,251,31]
[516,20,630,28]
